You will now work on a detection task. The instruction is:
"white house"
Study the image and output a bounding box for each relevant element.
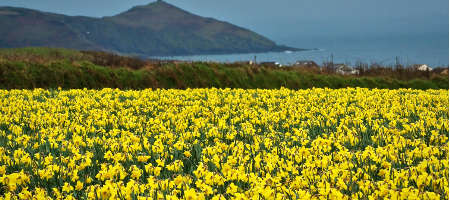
[335,64,359,75]
[414,64,432,71]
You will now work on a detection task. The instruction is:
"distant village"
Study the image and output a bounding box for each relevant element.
[150,58,449,76]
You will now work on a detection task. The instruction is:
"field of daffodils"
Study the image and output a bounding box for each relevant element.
[0,88,448,199]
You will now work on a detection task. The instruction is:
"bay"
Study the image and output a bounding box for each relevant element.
[156,34,449,68]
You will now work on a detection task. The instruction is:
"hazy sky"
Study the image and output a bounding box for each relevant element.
[0,0,448,47]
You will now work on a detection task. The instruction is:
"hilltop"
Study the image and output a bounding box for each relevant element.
[0,1,299,56]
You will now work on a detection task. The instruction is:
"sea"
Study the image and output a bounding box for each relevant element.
[156,34,449,68]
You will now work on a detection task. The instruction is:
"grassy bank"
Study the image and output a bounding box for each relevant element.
[0,47,448,90]
[0,60,447,90]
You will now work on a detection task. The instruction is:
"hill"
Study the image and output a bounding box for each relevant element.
[0,1,300,56]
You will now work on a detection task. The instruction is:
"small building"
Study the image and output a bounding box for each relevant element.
[433,67,449,75]
[260,62,282,67]
[294,60,319,68]
[335,64,359,75]
[233,61,254,65]
[413,64,432,71]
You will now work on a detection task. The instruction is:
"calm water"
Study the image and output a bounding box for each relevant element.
[157,34,449,67]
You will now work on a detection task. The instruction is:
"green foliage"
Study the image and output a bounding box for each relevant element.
[0,48,447,90]
[0,60,447,90]
[0,47,88,63]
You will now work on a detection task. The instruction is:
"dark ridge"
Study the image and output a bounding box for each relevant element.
[0,1,301,56]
